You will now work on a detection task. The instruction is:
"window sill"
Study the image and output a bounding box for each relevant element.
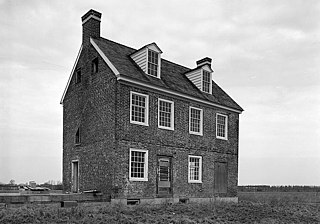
[74,143,81,146]
[216,136,228,140]
[130,121,149,126]
[188,181,202,184]
[189,131,203,136]
[129,178,148,182]
[158,126,174,131]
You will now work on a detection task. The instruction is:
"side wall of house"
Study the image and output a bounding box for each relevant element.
[113,83,239,199]
[62,45,117,196]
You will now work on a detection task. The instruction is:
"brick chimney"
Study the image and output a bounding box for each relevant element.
[81,9,102,46]
[196,57,212,68]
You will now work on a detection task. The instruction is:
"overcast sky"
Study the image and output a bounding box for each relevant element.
[0,0,319,185]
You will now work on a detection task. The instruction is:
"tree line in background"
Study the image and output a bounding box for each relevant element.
[238,185,320,192]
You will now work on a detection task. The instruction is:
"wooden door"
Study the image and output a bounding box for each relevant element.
[157,157,172,196]
[214,162,227,193]
[72,161,79,193]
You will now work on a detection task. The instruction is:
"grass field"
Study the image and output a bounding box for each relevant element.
[1,199,320,223]
[238,191,320,204]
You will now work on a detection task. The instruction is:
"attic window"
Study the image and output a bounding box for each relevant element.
[202,71,211,93]
[92,58,98,74]
[147,49,158,77]
[75,69,82,84]
[75,128,81,145]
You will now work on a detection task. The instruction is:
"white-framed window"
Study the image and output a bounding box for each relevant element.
[130,91,149,126]
[129,148,148,181]
[188,155,202,183]
[158,98,174,130]
[216,113,228,140]
[202,70,211,93]
[189,107,203,135]
[147,49,159,77]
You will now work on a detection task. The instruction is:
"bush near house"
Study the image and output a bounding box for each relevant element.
[1,201,320,223]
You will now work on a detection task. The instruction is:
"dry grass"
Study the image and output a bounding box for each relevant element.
[1,200,320,223]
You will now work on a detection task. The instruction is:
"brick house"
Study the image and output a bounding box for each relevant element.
[61,9,243,203]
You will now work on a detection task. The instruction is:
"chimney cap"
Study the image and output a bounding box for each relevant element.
[196,57,212,67]
[82,9,102,24]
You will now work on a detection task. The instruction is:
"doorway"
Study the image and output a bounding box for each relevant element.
[157,156,172,197]
[214,162,228,193]
[71,160,79,193]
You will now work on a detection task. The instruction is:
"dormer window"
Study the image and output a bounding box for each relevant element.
[147,49,159,77]
[185,57,213,94]
[130,43,162,79]
[202,70,211,93]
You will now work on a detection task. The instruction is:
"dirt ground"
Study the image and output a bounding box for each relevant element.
[1,200,320,223]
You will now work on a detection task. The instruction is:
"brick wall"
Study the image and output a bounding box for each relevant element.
[63,45,117,195]
[113,83,239,198]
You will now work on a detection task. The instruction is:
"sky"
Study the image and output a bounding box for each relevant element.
[0,0,319,185]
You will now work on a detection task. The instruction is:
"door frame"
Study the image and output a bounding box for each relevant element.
[156,155,173,197]
[71,160,79,193]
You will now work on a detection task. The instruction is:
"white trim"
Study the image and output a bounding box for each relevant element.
[60,45,83,104]
[117,76,242,114]
[189,106,203,136]
[129,148,148,181]
[82,15,101,24]
[130,91,149,126]
[188,155,202,183]
[158,98,174,130]
[90,38,120,77]
[216,113,228,140]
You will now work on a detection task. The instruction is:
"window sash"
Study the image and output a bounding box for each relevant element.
[216,114,228,139]
[158,99,174,130]
[202,70,211,93]
[147,49,158,77]
[189,107,202,135]
[129,149,148,181]
[188,155,202,183]
[130,92,149,125]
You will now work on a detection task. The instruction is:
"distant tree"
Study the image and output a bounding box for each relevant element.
[9,179,15,185]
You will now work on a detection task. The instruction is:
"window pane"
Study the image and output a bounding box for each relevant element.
[148,49,158,76]
[217,114,227,138]
[131,94,147,123]
[189,157,200,181]
[203,71,211,93]
[131,151,145,178]
[190,108,201,133]
[159,100,172,128]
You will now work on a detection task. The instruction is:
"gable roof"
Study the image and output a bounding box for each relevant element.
[93,37,243,113]
[61,37,243,113]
